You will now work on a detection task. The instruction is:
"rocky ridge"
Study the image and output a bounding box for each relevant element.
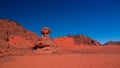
[0,18,39,48]
[0,18,40,56]
[104,41,120,45]
[53,34,101,47]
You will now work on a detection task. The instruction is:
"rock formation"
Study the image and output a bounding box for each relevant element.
[67,34,101,45]
[0,18,39,48]
[33,27,56,50]
[0,18,103,56]
[104,41,120,45]
[0,18,39,56]
[41,27,51,37]
[53,34,101,47]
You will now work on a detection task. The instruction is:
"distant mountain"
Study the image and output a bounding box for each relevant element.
[104,41,120,45]
[53,34,101,47]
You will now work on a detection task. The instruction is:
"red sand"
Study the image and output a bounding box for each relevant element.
[0,45,120,68]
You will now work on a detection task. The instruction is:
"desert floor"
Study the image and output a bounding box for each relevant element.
[0,45,120,68]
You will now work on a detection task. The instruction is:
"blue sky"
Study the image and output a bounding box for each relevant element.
[0,0,120,44]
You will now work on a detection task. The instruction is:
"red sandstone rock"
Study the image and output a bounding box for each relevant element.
[0,18,39,48]
[41,27,51,37]
[33,27,56,50]
[0,18,102,56]
[53,34,101,47]
[8,35,34,48]
[53,36,76,47]
[104,41,120,45]
[0,18,39,56]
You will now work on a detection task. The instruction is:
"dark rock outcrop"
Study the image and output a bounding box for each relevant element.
[104,41,120,45]
[67,34,101,45]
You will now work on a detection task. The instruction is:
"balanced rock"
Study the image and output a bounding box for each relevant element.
[33,27,56,50]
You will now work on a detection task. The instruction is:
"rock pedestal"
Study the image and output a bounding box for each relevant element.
[33,27,57,51]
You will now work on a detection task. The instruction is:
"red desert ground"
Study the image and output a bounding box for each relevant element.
[0,18,120,68]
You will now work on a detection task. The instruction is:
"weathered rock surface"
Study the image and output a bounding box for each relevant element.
[104,41,120,45]
[0,18,39,56]
[33,27,57,52]
[0,19,57,56]
[33,36,56,49]
[53,34,101,47]
[0,18,39,48]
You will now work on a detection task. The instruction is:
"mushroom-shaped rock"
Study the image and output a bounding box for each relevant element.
[41,27,51,37]
[33,27,57,51]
